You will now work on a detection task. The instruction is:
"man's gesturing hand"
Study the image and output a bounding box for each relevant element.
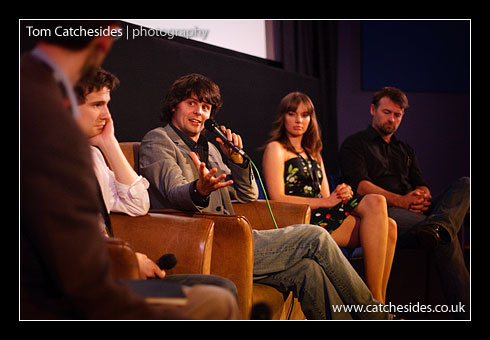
[190,152,234,196]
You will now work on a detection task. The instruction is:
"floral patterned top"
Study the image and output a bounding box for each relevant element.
[284,156,323,198]
[283,155,363,233]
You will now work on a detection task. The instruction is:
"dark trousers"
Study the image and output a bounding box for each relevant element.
[388,177,470,319]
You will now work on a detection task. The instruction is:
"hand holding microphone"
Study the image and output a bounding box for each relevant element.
[204,118,249,163]
[204,119,279,229]
[135,252,167,279]
[157,253,178,271]
[143,253,178,280]
[191,119,249,197]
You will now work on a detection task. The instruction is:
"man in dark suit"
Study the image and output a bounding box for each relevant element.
[20,20,238,320]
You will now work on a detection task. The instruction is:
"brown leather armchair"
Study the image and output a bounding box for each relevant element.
[232,201,310,319]
[110,212,215,276]
[119,142,310,319]
[151,208,255,317]
[151,201,309,320]
[105,237,140,280]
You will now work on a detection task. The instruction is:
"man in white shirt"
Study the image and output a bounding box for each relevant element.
[75,68,150,217]
[74,67,162,279]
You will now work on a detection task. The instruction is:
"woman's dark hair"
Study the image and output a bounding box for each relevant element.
[160,74,222,125]
[264,92,323,160]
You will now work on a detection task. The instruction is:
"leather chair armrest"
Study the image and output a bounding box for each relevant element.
[105,237,140,280]
[110,213,214,275]
[150,209,254,319]
[119,142,140,172]
[232,200,311,230]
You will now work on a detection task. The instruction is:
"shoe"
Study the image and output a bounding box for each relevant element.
[409,224,443,249]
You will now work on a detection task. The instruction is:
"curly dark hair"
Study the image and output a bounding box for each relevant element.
[160,74,222,125]
[74,67,119,104]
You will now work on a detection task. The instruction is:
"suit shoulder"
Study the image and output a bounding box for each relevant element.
[141,127,174,146]
[142,127,167,140]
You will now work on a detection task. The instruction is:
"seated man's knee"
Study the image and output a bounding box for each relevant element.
[296,258,325,279]
[183,285,241,320]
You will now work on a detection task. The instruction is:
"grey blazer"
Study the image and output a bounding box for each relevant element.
[139,125,258,214]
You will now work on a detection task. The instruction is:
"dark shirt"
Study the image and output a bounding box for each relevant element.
[340,126,429,195]
[170,123,210,166]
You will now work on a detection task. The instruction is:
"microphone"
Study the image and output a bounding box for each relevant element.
[157,253,178,270]
[204,119,250,160]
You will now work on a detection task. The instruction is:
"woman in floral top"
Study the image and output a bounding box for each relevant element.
[262,92,397,305]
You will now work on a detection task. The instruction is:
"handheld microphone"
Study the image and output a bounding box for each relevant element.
[204,118,279,230]
[204,118,250,160]
[157,253,178,270]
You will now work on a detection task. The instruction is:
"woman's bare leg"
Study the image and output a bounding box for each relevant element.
[331,194,390,304]
[381,217,397,301]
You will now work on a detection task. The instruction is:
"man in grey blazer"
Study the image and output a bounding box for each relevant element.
[140,74,394,320]
[140,112,257,214]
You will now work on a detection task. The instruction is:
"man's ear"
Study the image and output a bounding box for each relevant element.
[370,104,375,117]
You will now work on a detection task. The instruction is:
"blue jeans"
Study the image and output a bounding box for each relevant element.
[252,224,391,320]
[389,177,470,319]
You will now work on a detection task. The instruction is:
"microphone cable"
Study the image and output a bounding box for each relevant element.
[249,158,278,230]
[205,119,278,229]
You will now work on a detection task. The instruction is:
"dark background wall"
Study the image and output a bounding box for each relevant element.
[21,20,468,198]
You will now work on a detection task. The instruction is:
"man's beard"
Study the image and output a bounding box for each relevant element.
[376,122,397,136]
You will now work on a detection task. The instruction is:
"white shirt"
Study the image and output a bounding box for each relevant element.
[91,146,150,217]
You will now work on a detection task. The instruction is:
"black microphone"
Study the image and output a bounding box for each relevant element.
[204,119,250,160]
[157,253,178,270]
